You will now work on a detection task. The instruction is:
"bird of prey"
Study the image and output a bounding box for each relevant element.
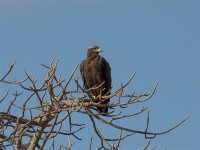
[80,46,111,114]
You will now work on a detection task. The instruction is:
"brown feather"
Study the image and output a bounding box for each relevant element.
[80,46,111,113]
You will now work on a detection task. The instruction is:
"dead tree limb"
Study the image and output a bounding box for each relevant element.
[0,60,189,149]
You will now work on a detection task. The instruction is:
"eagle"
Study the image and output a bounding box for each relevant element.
[80,46,111,114]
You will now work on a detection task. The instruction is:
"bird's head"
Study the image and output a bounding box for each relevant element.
[87,46,102,57]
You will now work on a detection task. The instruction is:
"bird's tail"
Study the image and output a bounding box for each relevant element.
[97,98,110,115]
[97,106,108,114]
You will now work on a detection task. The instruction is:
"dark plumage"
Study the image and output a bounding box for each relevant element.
[80,46,111,113]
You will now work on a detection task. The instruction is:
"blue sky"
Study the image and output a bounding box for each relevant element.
[0,0,199,149]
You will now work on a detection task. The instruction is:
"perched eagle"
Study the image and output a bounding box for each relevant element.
[80,46,111,114]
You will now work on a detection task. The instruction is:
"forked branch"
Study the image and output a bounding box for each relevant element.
[0,61,188,149]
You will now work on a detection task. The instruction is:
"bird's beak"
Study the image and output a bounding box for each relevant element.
[94,48,102,53]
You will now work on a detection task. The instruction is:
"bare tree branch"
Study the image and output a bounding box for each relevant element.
[0,61,189,149]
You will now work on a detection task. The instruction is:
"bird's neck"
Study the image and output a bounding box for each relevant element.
[87,54,99,60]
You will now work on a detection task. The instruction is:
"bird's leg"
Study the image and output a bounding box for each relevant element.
[92,96,97,99]
[91,95,98,103]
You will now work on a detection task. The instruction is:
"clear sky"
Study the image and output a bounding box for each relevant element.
[0,0,199,149]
